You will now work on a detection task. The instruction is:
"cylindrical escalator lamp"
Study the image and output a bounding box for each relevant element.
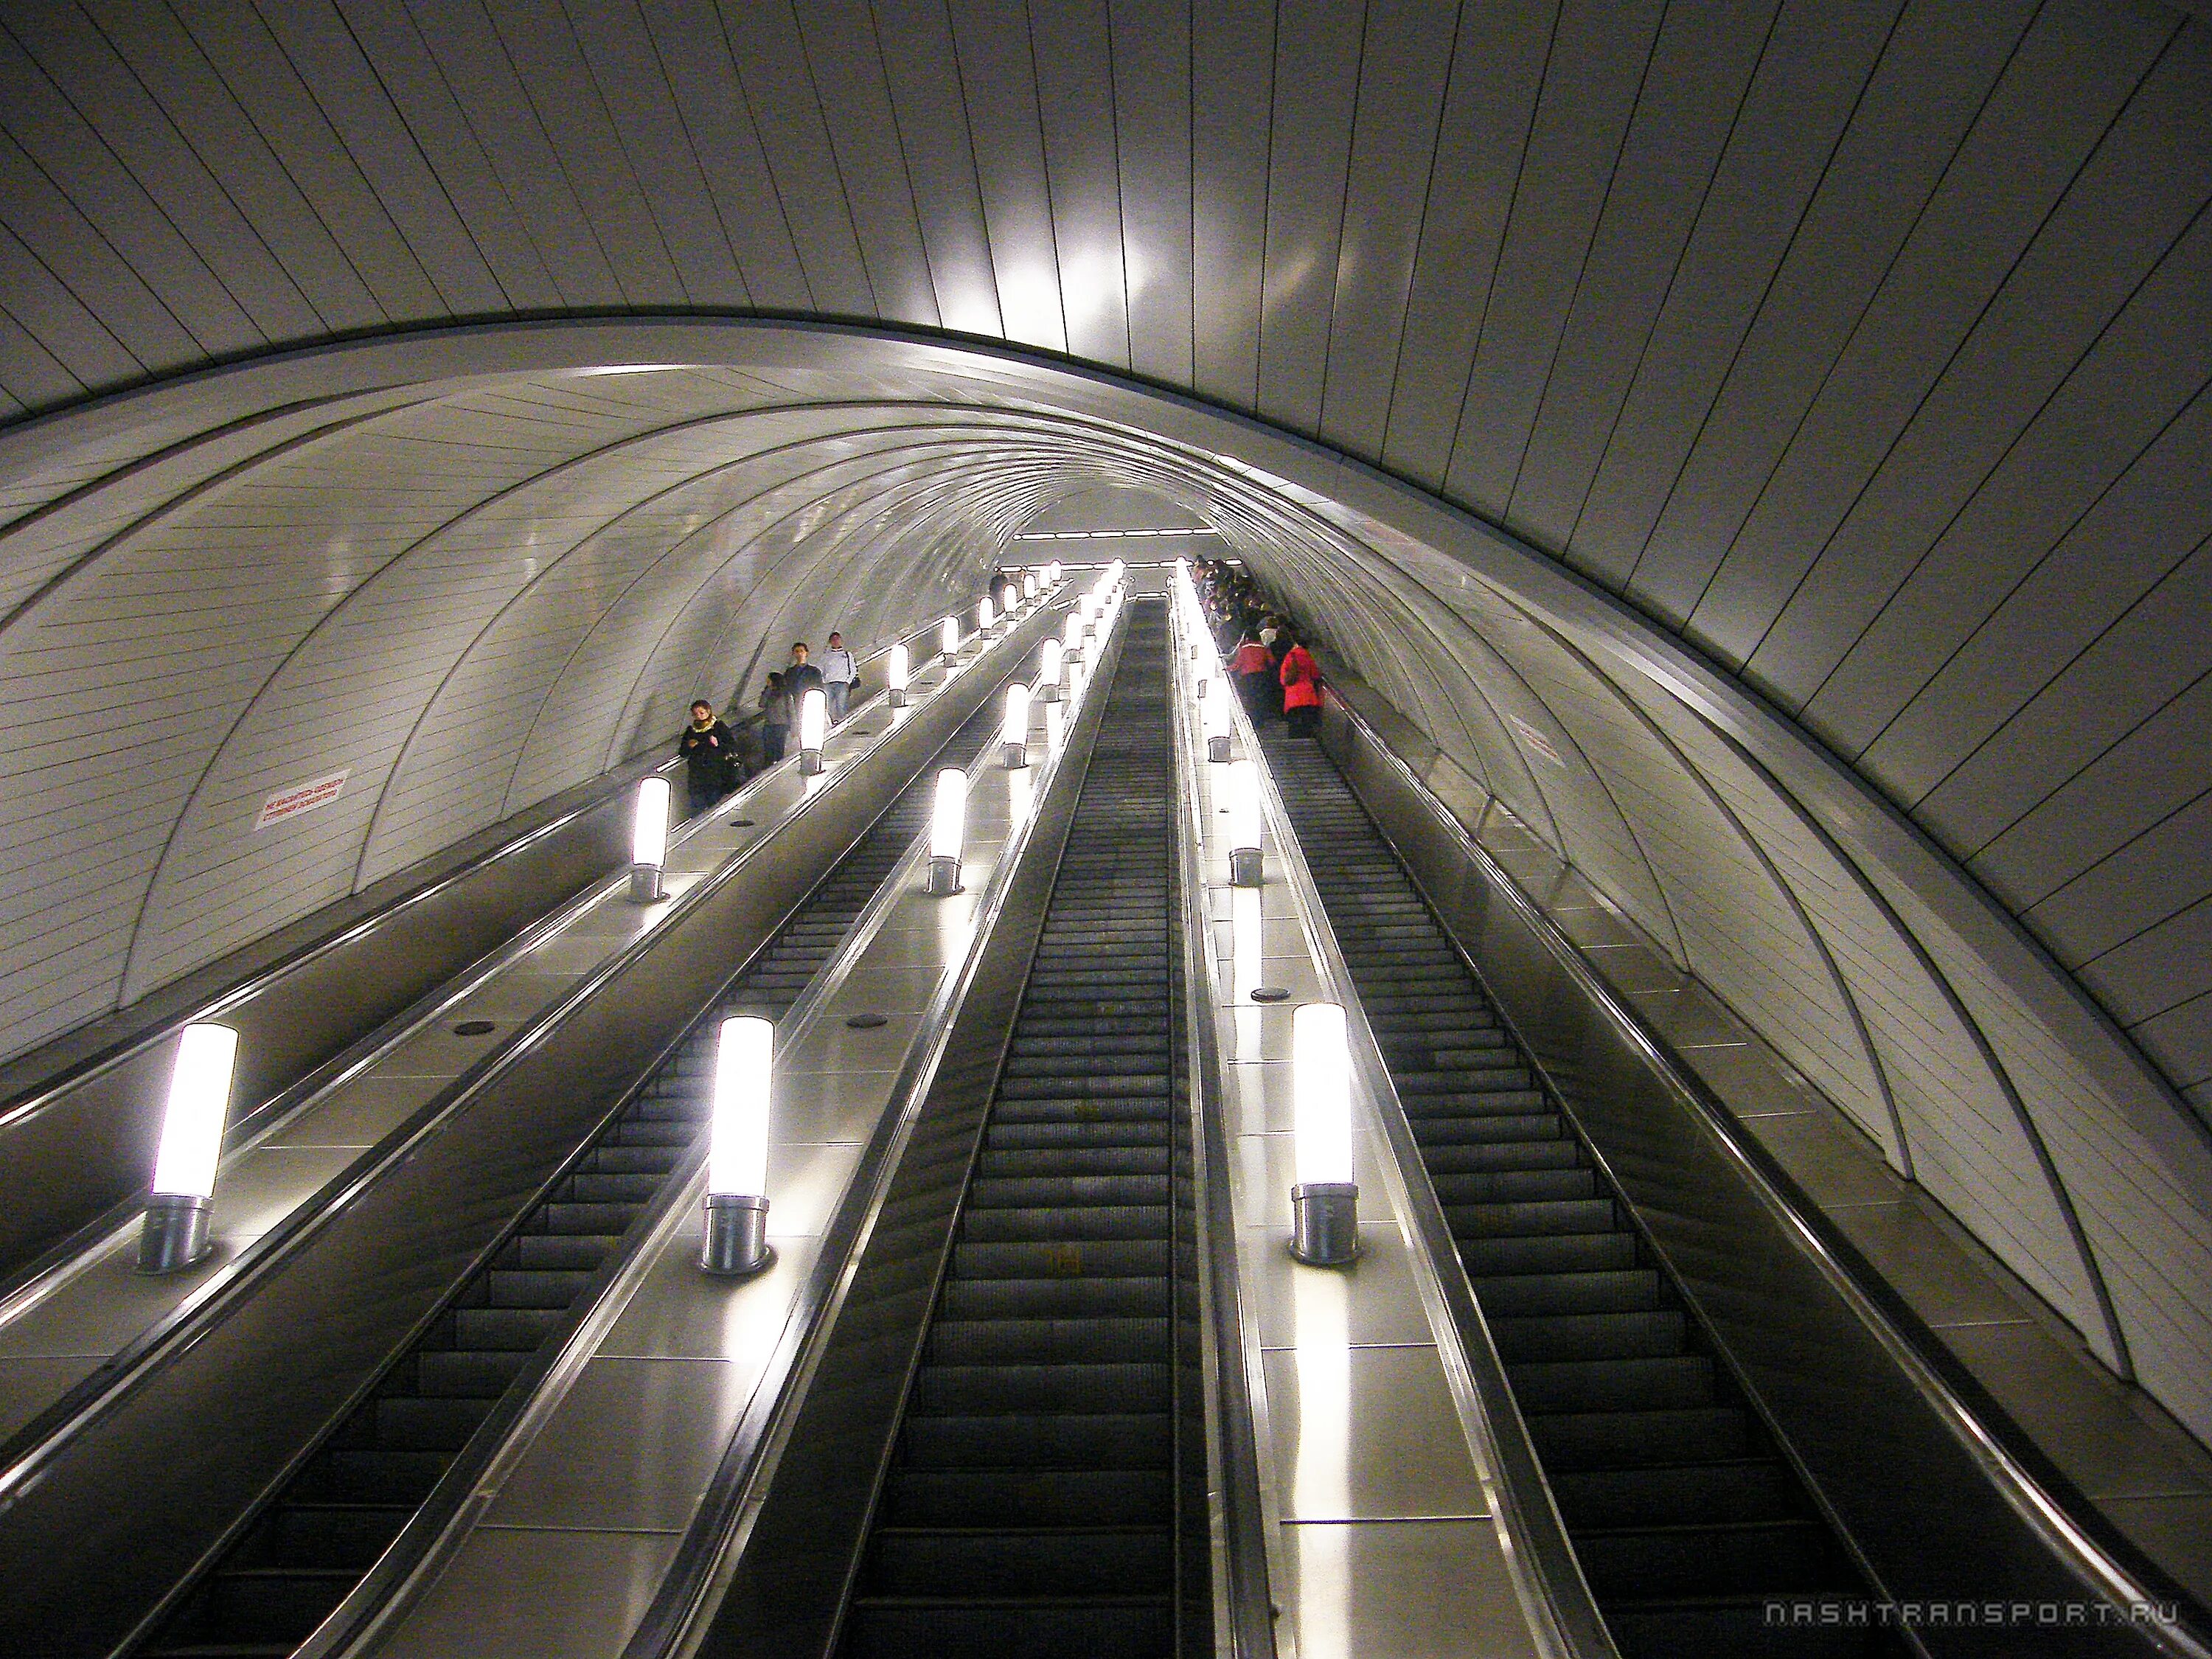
[797,687,827,774]
[1225,759,1263,887]
[887,641,911,708]
[702,1015,776,1276]
[1201,673,1233,762]
[1001,681,1032,769]
[1038,637,1063,702]
[139,1023,238,1273]
[1025,570,1040,599]
[1062,613,1084,659]
[1290,1002,1359,1265]
[630,776,672,902]
[940,615,959,664]
[928,768,966,894]
[978,596,995,634]
[1048,560,1062,585]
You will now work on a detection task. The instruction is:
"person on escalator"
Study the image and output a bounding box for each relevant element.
[785,641,824,709]
[679,700,737,816]
[758,671,792,764]
[1229,630,1276,720]
[1279,633,1323,738]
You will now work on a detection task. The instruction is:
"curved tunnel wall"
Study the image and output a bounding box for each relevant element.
[0,0,2208,1448]
[1,322,2210,1455]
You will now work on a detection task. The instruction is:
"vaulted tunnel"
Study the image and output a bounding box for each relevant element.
[2,0,2211,1618]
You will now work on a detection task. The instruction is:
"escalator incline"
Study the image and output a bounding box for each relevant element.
[1256,726,1903,1659]
[840,608,1194,1659]
[137,703,1006,1659]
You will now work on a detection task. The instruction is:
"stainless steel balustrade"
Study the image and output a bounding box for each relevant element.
[1309,689,2212,1659]
[0,616,975,1287]
[0,595,1074,1659]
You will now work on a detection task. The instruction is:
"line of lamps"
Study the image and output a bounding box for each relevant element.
[1173,556,1358,1266]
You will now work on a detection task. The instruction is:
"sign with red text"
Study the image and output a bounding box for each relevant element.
[256,769,350,830]
[1507,714,1565,771]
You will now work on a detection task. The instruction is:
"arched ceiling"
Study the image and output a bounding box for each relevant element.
[1,2,2209,1439]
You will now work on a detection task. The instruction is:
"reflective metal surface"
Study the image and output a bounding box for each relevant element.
[1318,693,2211,1658]
[0,606,1062,1659]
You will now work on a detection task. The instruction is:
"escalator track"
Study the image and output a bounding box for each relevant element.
[134,702,1009,1659]
[837,606,1200,1659]
[1256,725,1903,1659]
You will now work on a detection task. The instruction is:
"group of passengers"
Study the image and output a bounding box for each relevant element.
[1192,557,1324,738]
[677,633,863,816]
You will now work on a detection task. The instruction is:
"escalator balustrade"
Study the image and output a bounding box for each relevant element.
[136,703,1007,1659]
[1257,725,1903,1659]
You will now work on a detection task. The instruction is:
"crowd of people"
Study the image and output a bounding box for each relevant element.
[677,633,868,817]
[1190,557,1324,738]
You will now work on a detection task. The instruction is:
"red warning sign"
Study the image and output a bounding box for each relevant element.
[256,768,350,830]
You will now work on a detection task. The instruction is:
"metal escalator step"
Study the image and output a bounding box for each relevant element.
[1574,1517,1846,1599]
[1549,1459,1800,1529]
[451,1305,565,1350]
[957,1205,1172,1243]
[230,1503,408,1569]
[1415,1113,1566,1146]
[925,1316,1170,1366]
[939,1276,1171,1320]
[1506,1353,1714,1413]
[1430,1168,1597,1204]
[1470,1269,1663,1315]
[967,1174,1172,1209]
[1420,1140,1582,1173]
[908,1362,1172,1414]
[496,1233,622,1271]
[952,1239,1171,1279]
[861,1526,1173,1599]
[412,1349,532,1397]
[1487,1309,1688,1363]
[485,1267,597,1307]
[879,1467,1172,1528]
[1455,1231,1639,1275]
[369,1394,496,1453]
[977,1147,1169,1178]
[839,1596,1173,1659]
[1447,1197,1620,1236]
[1526,1406,1756,1469]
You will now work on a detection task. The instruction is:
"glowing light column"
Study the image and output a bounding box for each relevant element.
[630,776,672,902]
[796,688,828,775]
[701,1015,775,1276]
[886,641,911,709]
[139,1023,238,1273]
[1290,1002,1360,1265]
[926,769,967,894]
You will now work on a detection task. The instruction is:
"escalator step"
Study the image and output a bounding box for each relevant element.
[863,1526,1172,1599]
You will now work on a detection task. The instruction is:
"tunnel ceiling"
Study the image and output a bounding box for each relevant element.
[1,3,2210,1439]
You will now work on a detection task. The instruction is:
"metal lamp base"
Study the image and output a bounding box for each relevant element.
[1207,734,1232,763]
[1037,684,1059,704]
[888,688,908,708]
[701,1194,774,1277]
[1229,847,1265,887]
[1290,1183,1360,1267]
[926,854,964,895]
[941,652,957,667]
[138,1193,213,1275]
[627,864,666,904]
[799,748,824,776]
[1002,740,1028,770]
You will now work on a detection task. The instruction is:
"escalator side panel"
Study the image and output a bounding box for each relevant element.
[1283,703,2160,1657]
[0,661,1024,1659]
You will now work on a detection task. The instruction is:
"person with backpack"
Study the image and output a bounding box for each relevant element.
[678,700,737,815]
[1279,632,1324,738]
[1229,630,1276,720]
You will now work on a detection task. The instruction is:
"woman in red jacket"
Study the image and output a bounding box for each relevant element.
[1279,633,1323,738]
[1228,630,1276,720]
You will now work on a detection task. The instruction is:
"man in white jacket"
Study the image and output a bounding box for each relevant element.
[819,631,858,723]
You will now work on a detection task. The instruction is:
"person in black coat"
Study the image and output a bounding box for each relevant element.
[678,700,736,816]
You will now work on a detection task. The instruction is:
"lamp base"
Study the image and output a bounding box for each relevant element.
[1229,847,1265,887]
[1290,1183,1360,1267]
[888,688,908,708]
[1037,684,1058,704]
[926,854,964,895]
[138,1193,213,1275]
[1207,734,1232,763]
[701,1194,774,1277]
[1002,740,1028,770]
[799,748,824,776]
[628,864,666,904]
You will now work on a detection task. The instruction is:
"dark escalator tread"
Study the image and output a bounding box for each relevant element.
[136,695,1012,1659]
[840,610,1187,1658]
[1256,727,1901,1654]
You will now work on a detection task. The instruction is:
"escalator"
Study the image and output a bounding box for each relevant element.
[1256,726,1904,1659]
[136,700,1010,1659]
[836,605,1200,1659]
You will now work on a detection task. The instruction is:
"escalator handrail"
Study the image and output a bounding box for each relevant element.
[1164,627,1283,1659]
[1172,596,1619,1659]
[1321,689,2212,1659]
